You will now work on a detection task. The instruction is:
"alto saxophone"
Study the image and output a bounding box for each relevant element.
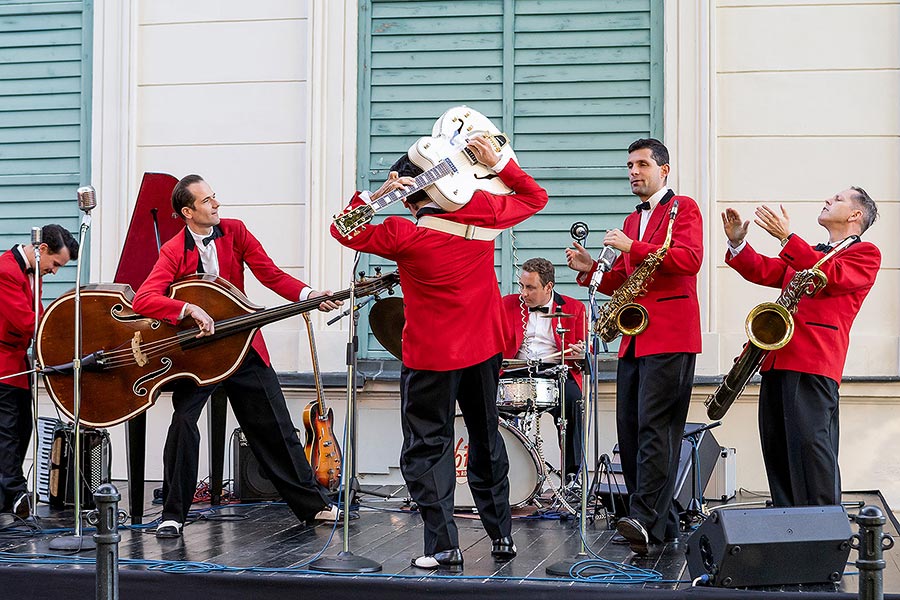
[594,200,679,343]
[705,235,857,420]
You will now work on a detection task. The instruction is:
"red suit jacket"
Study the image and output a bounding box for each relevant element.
[501,292,587,390]
[577,190,703,357]
[725,234,880,383]
[133,218,308,367]
[330,160,548,371]
[0,248,40,389]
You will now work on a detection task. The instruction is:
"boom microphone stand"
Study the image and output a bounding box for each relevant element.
[29,227,42,518]
[49,186,97,552]
[310,251,381,573]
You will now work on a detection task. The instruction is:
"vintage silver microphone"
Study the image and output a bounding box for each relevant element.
[588,245,620,292]
[49,186,97,551]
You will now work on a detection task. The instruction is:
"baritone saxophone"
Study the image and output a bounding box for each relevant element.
[705,235,857,420]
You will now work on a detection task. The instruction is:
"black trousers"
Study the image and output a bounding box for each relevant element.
[759,369,841,507]
[616,347,695,543]
[161,350,330,524]
[547,376,583,479]
[0,383,30,511]
[400,353,512,554]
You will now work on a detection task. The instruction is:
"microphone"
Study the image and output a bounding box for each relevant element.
[31,227,41,246]
[589,245,620,290]
[77,185,97,229]
[569,221,588,243]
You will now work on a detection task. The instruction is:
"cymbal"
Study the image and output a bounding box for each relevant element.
[540,311,574,319]
[368,297,404,361]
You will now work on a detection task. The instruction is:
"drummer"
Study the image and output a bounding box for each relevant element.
[501,257,586,483]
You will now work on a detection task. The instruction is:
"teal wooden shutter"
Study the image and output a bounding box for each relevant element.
[0,0,93,300]
[357,0,663,358]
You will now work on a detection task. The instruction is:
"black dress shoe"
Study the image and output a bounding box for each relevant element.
[491,536,517,560]
[616,517,649,556]
[411,548,464,571]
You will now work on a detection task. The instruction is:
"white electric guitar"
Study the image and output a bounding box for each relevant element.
[333,106,517,238]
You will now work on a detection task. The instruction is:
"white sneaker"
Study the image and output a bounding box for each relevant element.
[155,520,183,538]
[313,505,339,521]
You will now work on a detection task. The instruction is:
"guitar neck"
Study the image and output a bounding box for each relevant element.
[369,158,457,212]
[303,312,327,414]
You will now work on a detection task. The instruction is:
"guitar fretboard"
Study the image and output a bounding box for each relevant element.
[370,158,457,211]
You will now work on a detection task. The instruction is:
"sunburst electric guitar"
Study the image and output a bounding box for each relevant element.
[301,313,342,492]
[333,106,517,238]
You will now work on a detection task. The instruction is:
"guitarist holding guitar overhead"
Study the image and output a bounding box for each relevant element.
[331,126,548,571]
[133,174,343,539]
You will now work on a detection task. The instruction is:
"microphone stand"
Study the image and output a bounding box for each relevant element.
[49,206,95,552]
[310,252,381,573]
[29,228,41,519]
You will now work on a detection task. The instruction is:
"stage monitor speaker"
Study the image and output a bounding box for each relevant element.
[685,505,852,588]
[48,425,110,509]
[232,428,281,502]
[596,422,720,518]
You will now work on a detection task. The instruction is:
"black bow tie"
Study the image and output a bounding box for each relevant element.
[529,305,550,313]
[635,201,650,211]
[814,243,833,253]
[202,229,222,247]
[25,267,34,275]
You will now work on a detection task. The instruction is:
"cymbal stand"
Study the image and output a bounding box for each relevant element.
[29,227,41,519]
[50,194,95,552]
[310,252,380,573]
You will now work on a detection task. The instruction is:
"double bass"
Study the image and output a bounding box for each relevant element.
[36,271,400,428]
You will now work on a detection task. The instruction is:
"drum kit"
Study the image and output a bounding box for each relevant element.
[368,300,584,511]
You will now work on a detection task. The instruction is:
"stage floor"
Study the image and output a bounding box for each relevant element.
[0,484,898,599]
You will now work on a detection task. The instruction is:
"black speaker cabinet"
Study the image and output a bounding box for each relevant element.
[232,428,281,501]
[597,422,720,518]
[685,505,852,587]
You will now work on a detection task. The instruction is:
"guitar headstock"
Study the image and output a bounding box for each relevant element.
[333,204,375,238]
[355,269,401,299]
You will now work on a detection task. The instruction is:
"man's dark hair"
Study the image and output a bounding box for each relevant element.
[389,154,428,205]
[850,186,878,234]
[627,138,670,167]
[172,174,205,219]
[41,224,79,260]
[521,257,555,287]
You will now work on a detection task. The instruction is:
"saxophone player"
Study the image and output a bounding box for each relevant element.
[566,139,703,555]
[722,189,880,507]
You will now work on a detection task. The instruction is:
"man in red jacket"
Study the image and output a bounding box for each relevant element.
[331,136,548,570]
[500,257,586,482]
[566,138,703,555]
[0,224,78,519]
[722,188,880,507]
[133,174,342,539]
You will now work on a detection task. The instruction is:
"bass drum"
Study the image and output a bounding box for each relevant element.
[453,415,544,509]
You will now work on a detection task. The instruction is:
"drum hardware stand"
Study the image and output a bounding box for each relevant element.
[680,421,721,526]
[50,186,96,552]
[310,252,381,573]
[543,316,577,516]
[546,315,593,575]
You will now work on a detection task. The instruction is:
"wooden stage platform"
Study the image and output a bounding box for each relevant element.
[0,483,898,599]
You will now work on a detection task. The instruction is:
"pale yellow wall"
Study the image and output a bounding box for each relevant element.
[710,0,900,505]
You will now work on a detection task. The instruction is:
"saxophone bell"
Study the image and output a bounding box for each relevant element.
[746,301,794,351]
[615,303,649,337]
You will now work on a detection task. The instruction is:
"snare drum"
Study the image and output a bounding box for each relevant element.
[496,377,558,412]
[453,415,544,509]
